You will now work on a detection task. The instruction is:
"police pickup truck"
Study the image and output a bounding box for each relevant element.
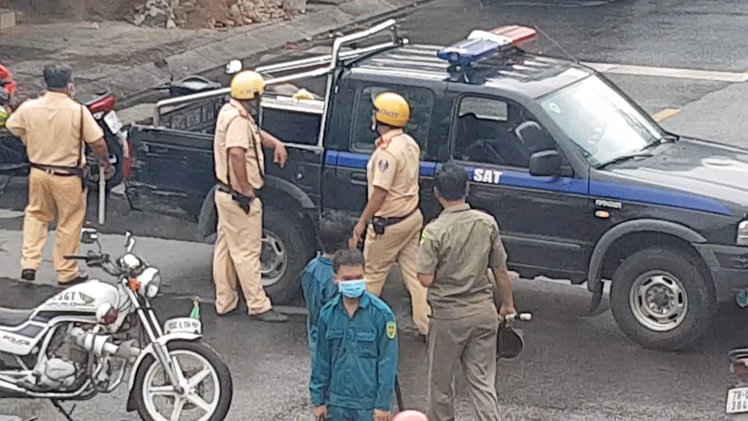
[127,20,748,352]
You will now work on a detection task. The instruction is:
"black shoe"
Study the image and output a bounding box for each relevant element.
[20,269,36,281]
[58,273,89,287]
[250,309,288,323]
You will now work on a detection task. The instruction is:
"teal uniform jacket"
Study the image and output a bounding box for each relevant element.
[310,292,399,411]
[301,254,337,355]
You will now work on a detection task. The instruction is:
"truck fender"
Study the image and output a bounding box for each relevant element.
[196,176,315,239]
[585,219,707,314]
[262,176,316,209]
[125,332,202,412]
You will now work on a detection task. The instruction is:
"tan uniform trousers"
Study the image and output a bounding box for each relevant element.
[21,168,86,283]
[212,190,273,315]
[427,312,502,421]
[363,209,430,335]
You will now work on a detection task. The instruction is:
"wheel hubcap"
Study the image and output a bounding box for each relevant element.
[261,231,287,287]
[629,271,688,332]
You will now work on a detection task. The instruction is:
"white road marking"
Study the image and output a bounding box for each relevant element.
[582,62,748,83]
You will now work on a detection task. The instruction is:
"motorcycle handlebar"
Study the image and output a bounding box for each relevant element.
[63,254,122,276]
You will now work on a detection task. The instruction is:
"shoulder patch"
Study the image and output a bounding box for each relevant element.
[386,321,397,339]
[419,230,430,246]
[377,159,389,172]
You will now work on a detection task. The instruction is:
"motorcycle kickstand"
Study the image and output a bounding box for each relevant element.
[50,399,76,421]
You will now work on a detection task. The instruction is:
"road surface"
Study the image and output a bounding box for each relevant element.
[2,0,748,419]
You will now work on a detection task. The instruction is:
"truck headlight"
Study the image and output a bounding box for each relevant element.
[738,221,748,246]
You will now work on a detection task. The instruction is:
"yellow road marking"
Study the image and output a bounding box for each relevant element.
[652,108,681,122]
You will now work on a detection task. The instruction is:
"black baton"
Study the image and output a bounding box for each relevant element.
[395,375,405,410]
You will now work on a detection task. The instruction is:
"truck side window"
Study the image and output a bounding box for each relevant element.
[261,107,321,146]
[350,86,434,155]
[452,96,553,169]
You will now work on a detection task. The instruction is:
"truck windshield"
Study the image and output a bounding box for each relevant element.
[539,76,665,167]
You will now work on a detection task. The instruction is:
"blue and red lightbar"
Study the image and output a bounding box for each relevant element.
[437,25,538,67]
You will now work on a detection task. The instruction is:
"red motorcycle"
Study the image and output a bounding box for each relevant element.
[0,90,133,191]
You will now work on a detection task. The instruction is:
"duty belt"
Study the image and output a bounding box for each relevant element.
[29,163,83,177]
[370,207,418,235]
[216,181,258,215]
[372,208,418,227]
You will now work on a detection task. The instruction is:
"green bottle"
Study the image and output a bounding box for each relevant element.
[189,299,201,320]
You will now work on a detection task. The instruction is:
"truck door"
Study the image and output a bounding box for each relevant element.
[447,90,594,282]
[324,79,443,221]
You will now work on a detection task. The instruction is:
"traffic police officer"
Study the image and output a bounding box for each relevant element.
[416,163,517,421]
[349,92,430,337]
[310,248,399,421]
[212,70,289,323]
[5,64,112,285]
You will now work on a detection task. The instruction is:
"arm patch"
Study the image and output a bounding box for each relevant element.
[386,321,397,339]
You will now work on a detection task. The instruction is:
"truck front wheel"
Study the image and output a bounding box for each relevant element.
[609,247,716,352]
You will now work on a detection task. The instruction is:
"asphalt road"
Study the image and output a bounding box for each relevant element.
[3,0,748,420]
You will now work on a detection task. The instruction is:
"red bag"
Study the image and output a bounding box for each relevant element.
[0,64,17,97]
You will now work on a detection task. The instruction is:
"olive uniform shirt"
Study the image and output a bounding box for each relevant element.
[6,92,103,167]
[416,203,508,319]
[213,100,265,190]
[366,129,420,218]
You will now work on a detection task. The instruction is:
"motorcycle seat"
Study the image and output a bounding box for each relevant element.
[83,91,111,107]
[0,307,34,327]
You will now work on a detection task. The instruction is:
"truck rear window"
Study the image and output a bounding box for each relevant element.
[261,108,322,146]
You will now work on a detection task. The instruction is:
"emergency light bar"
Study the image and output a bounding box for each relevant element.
[437,25,537,67]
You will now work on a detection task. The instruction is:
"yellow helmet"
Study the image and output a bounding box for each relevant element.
[373,92,410,128]
[231,71,265,100]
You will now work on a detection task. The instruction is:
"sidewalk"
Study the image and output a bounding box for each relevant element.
[1,0,425,102]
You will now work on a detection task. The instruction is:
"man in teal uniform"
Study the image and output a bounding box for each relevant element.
[310,248,399,421]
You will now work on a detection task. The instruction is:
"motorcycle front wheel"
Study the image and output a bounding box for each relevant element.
[131,340,233,421]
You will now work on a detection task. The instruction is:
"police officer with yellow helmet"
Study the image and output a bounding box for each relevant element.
[212,70,289,322]
[349,91,431,338]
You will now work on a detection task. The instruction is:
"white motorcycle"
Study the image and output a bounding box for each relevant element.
[0,228,232,421]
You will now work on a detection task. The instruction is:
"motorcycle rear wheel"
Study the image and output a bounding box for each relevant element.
[131,340,233,421]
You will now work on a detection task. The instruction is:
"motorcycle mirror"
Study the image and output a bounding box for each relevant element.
[226,60,243,75]
[81,227,99,245]
[125,231,135,252]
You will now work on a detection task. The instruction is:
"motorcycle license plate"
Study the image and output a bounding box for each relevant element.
[727,387,748,413]
[164,317,202,335]
[103,111,124,133]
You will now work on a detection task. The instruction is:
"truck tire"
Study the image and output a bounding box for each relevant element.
[262,209,314,304]
[609,247,715,352]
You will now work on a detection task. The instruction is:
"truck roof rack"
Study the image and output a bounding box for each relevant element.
[152,19,406,127]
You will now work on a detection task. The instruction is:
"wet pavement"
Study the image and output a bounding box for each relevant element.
[2,0,748,419]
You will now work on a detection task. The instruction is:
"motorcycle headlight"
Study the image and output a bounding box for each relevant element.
[135,267,161,299]
[738,221,748,246]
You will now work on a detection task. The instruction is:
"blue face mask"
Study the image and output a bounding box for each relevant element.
[338,279,367,298]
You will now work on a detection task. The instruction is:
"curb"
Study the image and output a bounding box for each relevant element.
[107,0,426,103]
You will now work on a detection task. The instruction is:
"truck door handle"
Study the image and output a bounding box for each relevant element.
[351,173,367,186]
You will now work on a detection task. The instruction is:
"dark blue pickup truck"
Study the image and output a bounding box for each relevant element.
[126,20,748,352]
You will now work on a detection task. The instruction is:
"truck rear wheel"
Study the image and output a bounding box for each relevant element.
[609,247,715,352]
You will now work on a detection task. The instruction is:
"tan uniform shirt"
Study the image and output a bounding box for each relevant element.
[213,100,265,190]
[5,92,103,167]
[417,203,508,319]
[367,129,420,218]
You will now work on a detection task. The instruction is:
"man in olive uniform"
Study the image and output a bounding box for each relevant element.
[212,70,289,322]
[416,163,517,421]
[6,64,112,285]
[349,92,430,338]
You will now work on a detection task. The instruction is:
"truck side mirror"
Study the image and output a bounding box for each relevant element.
[529,150,561,177]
